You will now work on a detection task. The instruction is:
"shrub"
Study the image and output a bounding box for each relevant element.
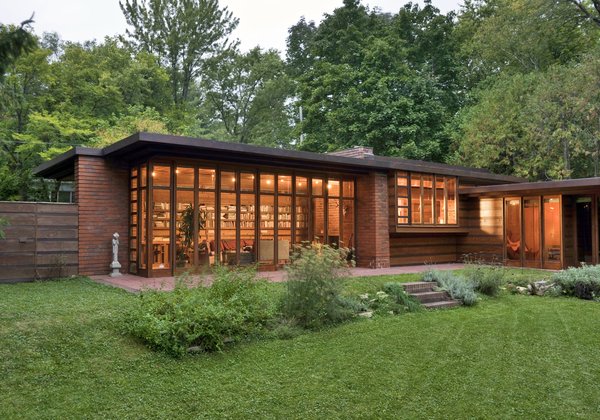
[463,262,506,297]
[281,243,355,329]
[551,264,600,300]
[422,270,478,306]
[126,267,277,357]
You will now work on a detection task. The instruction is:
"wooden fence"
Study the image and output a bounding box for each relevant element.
[0,202,78,283]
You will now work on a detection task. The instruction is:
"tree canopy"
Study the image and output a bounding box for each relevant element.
[2,0,600,201]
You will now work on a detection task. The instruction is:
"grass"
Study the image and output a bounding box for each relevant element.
[2,270,600,418]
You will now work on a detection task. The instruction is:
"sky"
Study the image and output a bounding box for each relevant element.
[1,0,462,54]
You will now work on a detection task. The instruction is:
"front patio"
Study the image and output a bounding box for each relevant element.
[90,263,465,292]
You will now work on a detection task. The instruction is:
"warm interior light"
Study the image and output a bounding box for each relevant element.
[327,183,332,189]
[232,177,236,182]
[175,169,180,174]
[151,171,156,177]
[266,179,271,185]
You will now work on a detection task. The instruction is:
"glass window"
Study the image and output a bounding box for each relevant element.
[152,189,170,269]
[312,178,323,196]
[543,197,561,265]
[220,192,237,264]
[259,195,275,263]
[342,199,355,250]
[447,177,457,224]
[140,165,147,188]
[328,198,340,246]
[296,176,308,195]
[327,179,340,197]
[396,171,457,226]
[524,197,541,264]
[278,195,292,262]
[240,193,256,265]
[199,168,216,190]
[422,175,433,224]
[176,167,194,189]
[342,180,354,198]
[198,190,215,266]
[411,175,422,224]
[435,176,446,225]
[175,190,194,269]
[240,172,255,192]
[312,197,325,242]
[505,198,521,261]
[152,165,171,187]
[140,189,147,269]
[221,171,236,191]
[278,175,292,194]
[260,174,275,193]
[295,196,309,244]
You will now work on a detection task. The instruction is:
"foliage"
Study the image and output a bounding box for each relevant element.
[359,282,422,315]
[120,0,238,105]
[201,47,294,146]
[281,243,355,329]
[292,0,456,161]
[126,266,277,356]
[551,264,600,300]
[462,256,506,296]
[0,17,36,78]
[423,269,478,306]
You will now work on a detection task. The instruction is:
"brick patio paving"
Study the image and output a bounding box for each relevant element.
[90,263,465,292]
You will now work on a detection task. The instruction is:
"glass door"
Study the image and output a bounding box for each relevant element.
[505,197,521,266]
[523,197,541,268]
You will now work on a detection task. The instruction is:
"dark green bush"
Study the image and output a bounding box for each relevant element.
[281,243,356,329]
[552,264,600,300]
[126,266,277,357]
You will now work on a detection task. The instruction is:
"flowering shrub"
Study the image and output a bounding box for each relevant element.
[281,243,356,329]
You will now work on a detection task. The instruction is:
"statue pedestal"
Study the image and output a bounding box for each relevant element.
[110,261,122,277]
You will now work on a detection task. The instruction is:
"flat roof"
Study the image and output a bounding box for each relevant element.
[34,132,524,184]
[461,177,600,196]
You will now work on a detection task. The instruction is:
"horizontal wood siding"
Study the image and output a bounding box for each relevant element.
[389,234,458,266]
[0,202,78,282]
[457,196,504,262]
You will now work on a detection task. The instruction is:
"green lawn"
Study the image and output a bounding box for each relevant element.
[2,271,600,419]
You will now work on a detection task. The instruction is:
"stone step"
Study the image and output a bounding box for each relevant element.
[410,290,449,304]
[402,281,436,293]
[422,300,461,309]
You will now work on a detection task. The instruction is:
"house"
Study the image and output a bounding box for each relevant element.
[32,132,600,278]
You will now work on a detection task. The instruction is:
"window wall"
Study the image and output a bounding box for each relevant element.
[394,171,458,226]
[504,195,561,269]
[130,161,355,276]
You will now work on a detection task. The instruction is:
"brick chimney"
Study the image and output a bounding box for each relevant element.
[328,146,375,159]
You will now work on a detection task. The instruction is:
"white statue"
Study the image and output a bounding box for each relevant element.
[110,232,122,277]
[112,232,120,263]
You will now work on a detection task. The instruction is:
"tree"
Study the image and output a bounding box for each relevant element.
[0,16,36,78]
[289,0,453,160]
[120,0,238,105]
[201,47,293,146]
[565,0,600,27]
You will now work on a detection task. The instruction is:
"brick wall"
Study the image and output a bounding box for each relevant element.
[76,156,129,276]
[355,172,390,268]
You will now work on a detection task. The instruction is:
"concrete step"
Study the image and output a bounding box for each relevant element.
[410,290,449,304]
[402,281,435,293]
[422,300,461,309]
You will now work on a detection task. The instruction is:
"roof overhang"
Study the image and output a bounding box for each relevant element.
[461,177,600,197]
[34,132,526,184]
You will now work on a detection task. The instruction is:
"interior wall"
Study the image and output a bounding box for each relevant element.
[457,196,504,262]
